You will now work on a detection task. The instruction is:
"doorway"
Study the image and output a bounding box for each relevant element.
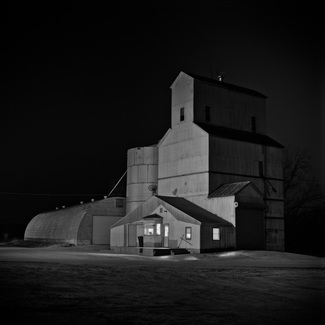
[236,209,264,249]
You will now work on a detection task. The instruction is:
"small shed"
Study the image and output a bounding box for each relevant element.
[24,197,126,245]
[110,195,234,254]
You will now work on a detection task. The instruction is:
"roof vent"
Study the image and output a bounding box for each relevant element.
[210,68,225,82]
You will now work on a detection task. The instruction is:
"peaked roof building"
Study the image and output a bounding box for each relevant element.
[111,71,285,253]
[25,71,284,253]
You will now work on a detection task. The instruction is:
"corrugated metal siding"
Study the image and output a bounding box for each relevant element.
[200,225,235,251]
[186,71,267,98]
[24,208,87,243]
[24,197,126,244]
[158,122,209,198]
[197,122,283,148]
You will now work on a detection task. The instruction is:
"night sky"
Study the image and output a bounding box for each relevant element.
[1,0,324,218]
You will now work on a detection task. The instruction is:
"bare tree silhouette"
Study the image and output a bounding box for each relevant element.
[284,148,325,255]
[284,148,324,220]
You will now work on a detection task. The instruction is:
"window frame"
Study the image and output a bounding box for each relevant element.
[205,106,211,122]
[185,227,192,240]
[144,224,155,236]
[251,116,256,133]
[156,223,161,235]
[180,107,185,122]
[213,228,220,241]
[258,161,264,176]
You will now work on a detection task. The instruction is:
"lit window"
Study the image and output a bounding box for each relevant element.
[156,223,161,235]
[144,224,155,235]
[213,228,220,240]
[185,227,192,240]
[164,224,169,237]
[205,106,211,121]
[180,107,184,121]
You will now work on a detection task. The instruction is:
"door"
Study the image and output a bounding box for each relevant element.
[236,209,264,250]
[163,224,169,247]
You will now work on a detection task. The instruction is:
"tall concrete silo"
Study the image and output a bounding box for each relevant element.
[126,146,158,214]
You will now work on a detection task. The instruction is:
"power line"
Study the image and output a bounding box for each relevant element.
[0,192,107,197]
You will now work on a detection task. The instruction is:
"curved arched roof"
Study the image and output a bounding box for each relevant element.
[24,197,126,243]
[24,205,89,243]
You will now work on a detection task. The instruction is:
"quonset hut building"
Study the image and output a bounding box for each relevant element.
[25,71,284,253]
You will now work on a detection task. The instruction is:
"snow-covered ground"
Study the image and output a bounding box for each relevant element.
[0,246,324,324]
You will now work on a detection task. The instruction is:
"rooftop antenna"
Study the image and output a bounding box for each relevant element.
[210,65,225,82]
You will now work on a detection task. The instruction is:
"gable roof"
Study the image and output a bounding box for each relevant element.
[209,181,263,198]
[111,195,233,228]
[196,122,284,148]
[156,195,232,226]
[184,71,267,98]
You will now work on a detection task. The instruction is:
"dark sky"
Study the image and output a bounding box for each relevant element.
[1,0,324,216]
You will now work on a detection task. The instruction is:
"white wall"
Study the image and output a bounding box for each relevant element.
[170,72,194,128]
[110,225,125,247]
[158,122,209,198]
[126,146,158,213]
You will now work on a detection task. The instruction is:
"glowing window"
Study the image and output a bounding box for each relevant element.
[156,223,161,235]
[185,227,192,240]
[213,228,220,240]
[144,224,155,235]
[164,224,169,237]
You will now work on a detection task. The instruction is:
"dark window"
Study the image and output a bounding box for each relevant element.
[258,161,264,176]
[205,106,211,121]
[251,116,256,133]
[116,199,124,207]
[185,227,192,240]
[180,107,184,121]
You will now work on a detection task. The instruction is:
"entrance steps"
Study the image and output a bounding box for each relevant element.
[112,246,191,256]
[170,248,191,255]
